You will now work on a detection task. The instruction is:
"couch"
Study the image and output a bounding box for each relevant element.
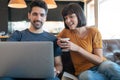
[60,39,120,76]
[102,39,120,65]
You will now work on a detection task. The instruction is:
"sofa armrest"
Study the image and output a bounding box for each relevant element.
[102,39,120,65]
[114,52,120,65]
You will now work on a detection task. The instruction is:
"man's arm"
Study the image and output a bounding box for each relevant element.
[54,56,63,75]
[7,30,22,41]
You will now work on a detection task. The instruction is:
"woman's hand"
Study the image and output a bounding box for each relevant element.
[57,38,80,52]
[67,41,80,52]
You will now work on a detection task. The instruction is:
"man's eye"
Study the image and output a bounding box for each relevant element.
[41,14,45,17]
[32,13,37,16]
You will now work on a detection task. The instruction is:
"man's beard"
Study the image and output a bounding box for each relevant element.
[32,20,43,29]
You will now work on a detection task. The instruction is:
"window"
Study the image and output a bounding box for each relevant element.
[86,0,120,39]
[86,0,95,26]
[98,0,120,39]
[8,21,64,34]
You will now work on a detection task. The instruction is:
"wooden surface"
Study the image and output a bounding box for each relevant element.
[0,36,9,38]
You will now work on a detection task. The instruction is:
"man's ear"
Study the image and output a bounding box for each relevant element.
[45,15,47,21]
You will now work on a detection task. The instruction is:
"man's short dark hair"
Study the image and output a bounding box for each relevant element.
[28,0,48,14]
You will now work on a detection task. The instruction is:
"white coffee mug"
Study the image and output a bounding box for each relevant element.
[60,38,70,52]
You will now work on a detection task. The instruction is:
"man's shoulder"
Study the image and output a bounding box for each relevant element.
[13,29,28,34]
[43,31,56,39]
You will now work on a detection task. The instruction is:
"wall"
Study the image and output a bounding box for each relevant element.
[0,0,8,32]
[8,1,84,21]
[0,0,84,33]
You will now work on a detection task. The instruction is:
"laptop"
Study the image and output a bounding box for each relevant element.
[0,41,54,78]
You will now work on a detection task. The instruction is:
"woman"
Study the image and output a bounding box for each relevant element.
[57,3,120,80]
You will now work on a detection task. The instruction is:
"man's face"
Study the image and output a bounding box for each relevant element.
[28,7,47,29]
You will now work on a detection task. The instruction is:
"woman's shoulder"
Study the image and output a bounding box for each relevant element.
[57,29,70,38]
[58,28,69,34]
[87,26,99,33]
[60,28,69,32]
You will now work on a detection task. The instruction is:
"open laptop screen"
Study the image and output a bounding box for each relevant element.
[0,41,54,78]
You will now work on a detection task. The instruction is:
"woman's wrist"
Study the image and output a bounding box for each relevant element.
[77,46,81,53]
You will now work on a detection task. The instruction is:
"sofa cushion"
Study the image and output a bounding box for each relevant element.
[102,39,120,63]
[61,52,75,75]
[114,52,120,65]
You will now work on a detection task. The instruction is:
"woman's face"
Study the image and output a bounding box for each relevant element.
[64,13,78,30]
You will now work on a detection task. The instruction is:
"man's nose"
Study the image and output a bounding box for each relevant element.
[37,14,42,18]
[36,15,42,20]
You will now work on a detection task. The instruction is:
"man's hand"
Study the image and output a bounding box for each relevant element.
[54,67,60,77]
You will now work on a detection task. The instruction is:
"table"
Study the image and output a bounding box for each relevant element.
[0,36,9,41]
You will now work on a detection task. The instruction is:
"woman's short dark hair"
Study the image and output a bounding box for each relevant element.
[62,3,86,29]
[28,0,48,14]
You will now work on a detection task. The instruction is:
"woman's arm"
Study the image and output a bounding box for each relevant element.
[68,41,103,65]
[57,39,103,65]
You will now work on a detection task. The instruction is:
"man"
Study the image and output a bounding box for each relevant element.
[7,0,63,80]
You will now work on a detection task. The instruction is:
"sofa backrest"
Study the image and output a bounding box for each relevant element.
[102,39,120,64]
